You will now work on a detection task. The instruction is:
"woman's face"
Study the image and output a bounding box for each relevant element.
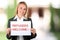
[17,3,27,17]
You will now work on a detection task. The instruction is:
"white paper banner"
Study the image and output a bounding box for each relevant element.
[10,21,31,36]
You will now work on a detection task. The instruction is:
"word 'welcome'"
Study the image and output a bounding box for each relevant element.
[11,28,28,31]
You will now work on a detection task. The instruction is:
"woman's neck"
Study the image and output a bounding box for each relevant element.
[17,14,22,19]
[17,14,25,19]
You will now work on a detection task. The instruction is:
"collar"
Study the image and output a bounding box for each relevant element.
[14,15,26,21]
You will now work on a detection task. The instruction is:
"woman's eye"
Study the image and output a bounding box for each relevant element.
[20,7,22,9]
[24,8,26,10]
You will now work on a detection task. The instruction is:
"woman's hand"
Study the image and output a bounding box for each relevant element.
[6,28,11,35]
[31,28,36,35]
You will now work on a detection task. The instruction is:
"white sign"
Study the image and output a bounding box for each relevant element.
[10,21,31,36]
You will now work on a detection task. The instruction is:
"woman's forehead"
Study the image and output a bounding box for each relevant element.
[18,4,27,9]
[19,3,26,6]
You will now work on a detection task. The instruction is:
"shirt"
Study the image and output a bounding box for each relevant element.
[14,15,26,40]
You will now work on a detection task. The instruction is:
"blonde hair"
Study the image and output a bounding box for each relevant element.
[15,1,28,18]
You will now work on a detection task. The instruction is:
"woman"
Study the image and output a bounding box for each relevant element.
[6,1,37,40]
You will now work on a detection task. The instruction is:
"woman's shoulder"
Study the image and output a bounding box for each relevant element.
[8,16,15,21]
[23,17,32,21]
[27,18,31,20]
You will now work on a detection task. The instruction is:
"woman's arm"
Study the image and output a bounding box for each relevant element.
[31,28,37,38]
[6,28,11,39]
[6,19,11,39]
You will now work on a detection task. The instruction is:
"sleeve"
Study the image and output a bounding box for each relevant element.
[7,20,10,28]
[30,18,37,39]
[6,19,12,39]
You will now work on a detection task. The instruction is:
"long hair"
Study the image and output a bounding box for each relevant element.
[15,1,28,18]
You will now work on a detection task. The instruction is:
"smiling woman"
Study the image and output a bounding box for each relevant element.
[6,1,37,40]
